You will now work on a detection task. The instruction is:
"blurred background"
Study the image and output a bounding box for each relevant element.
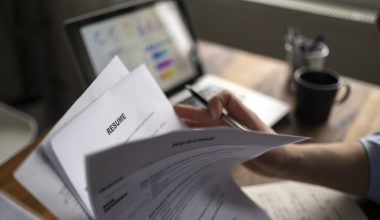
[0,0,379,134]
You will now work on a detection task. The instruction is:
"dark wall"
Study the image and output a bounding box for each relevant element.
[183,0,380,85]
[0,0,112,131]
[1,0,379,132]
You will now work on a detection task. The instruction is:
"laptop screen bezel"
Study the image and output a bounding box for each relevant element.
[64,0,204,97]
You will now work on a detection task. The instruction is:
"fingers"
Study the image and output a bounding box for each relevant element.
[208,91,274,133]
[174,104,210,122]
[175,91,274,133]
[244,145,299,179]
[174,104,224,127]
[208,91,248,121]
[210,91,250,119]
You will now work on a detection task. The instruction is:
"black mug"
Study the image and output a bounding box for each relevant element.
[293,67,350,124]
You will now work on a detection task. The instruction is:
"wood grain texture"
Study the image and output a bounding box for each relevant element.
[0,132,56,219]
[199,41,380,143]
[198,41,380,188]
[1,41,379,218]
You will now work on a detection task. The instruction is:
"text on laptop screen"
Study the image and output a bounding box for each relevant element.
[79,1,196,92]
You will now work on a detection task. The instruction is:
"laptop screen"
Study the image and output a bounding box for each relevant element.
[66,0,199,93]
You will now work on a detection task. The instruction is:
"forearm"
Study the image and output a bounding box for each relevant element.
[287,142,369,197]
[175,91,371,197]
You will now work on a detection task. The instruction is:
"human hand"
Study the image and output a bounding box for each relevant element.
[174,91,296,177]
[175,91,369,196]
[174,91,274,133]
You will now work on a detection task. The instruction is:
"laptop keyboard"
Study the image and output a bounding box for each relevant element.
[180,86,223,106]
[199,86,223,99]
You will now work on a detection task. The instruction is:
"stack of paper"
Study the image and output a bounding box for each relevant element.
[14,57,304,219]
[0,192,39,220]
[242,181,368,220]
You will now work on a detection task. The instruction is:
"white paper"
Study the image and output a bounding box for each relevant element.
[14,57,308,220]
[41,56,131,150]
[242,181,368,220]
[50,64,185,217]
[14,57,130,219]
[85,128,305,220]
[0,192,40,220]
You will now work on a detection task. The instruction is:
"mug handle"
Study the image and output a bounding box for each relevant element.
[335,82,351,105]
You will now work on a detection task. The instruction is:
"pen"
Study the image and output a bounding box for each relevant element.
[185,85,251,131]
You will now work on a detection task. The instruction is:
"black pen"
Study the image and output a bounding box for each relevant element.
[185,85,250,131]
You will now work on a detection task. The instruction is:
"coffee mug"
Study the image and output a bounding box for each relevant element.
[293,67,350,124]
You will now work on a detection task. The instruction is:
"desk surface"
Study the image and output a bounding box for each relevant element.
[1,41,380,219]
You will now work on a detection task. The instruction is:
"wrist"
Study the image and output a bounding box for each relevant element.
[248,144,302,179]
[274,144,303,179]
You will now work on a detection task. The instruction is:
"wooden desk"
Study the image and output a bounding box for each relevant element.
[197,41,380,187]
[1,41,380,219]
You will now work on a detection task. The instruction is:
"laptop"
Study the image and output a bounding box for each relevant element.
[64,0,289,126]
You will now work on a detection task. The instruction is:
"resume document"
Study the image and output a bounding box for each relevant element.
[15,57,304,219]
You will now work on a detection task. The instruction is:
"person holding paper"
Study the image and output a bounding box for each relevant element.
[174,91,379,205]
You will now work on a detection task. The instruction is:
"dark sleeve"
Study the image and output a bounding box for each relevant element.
[361,132,380,205]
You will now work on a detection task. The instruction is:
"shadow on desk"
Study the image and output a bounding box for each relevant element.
[358,199,380,219]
